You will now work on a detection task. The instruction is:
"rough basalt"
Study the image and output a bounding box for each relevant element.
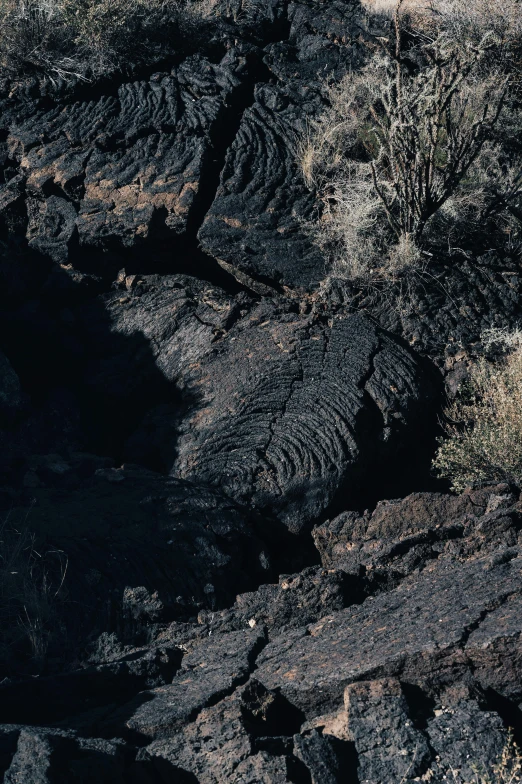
[255,546,522,718]
[1,0,522,781]
[198,80,326,290]
[170,308,436,532]
[2,486,522,782]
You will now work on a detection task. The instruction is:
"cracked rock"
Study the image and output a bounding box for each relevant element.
[5,50,253,266]
[169,306,436,533]
[99,629,266,741]
[255,549,522,717]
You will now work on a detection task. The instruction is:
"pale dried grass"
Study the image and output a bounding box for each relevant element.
[360,0,522,41]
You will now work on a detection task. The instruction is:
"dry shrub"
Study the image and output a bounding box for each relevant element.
[425,139,522,252]
[433,330,522,492]
[300,1,521,283]
[429,0,522,44]
[0,518,67,670]
[0,0,77,79]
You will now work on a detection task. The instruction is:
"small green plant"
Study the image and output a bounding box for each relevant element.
[433,329,522,492]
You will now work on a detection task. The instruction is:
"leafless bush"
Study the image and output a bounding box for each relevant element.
[301,1,520,282]
[0,518,67,669]
[433,330,522,492]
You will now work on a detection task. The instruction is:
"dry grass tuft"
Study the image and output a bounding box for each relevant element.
[0,517,67,670]
[361,0,522,42]
[433,330,522,492]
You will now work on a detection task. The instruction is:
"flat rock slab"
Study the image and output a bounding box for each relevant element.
[255,550,522,717]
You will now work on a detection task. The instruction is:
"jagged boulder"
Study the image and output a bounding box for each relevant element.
[195,566,357,635]
[313,484,522,589]
[100,629,267,741]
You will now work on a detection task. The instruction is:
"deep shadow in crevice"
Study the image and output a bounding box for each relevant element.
[241,680,306,739]
[0,263,198,466]
[71,239,255,297]
[402,683,437,732]
[0,670,159,727]
[287,755,313,784]
[186,54,276,241]
[146,757,201,784]
[329,737,360,783]
[0,720,200,784]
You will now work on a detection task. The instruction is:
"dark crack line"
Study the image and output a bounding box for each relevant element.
[172,630,269,732]
[459,590,519,650]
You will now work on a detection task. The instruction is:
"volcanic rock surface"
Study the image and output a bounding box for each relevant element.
[1,0,522,782]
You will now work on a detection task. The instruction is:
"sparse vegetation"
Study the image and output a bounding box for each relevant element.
[0,0,219,82]
[433,328,522,492]
[426,730,522,783]
[0,517,67,671]
[300,0,522,283]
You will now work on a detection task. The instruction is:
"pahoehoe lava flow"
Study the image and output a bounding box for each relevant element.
[1,0,522,782]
